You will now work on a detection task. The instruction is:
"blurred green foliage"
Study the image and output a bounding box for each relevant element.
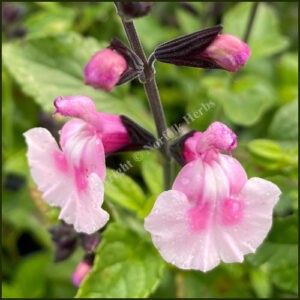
[2,2,298,298]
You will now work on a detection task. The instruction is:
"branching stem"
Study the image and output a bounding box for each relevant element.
[115,2,172,189]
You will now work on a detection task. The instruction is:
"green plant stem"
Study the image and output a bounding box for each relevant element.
[175,271,185,298]
[114,2,172,189]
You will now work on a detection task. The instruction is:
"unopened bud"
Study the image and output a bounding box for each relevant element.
[117,2,152,19]
[79,233,101,253]
[197,34,251,72]
[72,260,92,287]
[84,38,143,92]
[84,48,128,92]
[48,223,78,262]
[154,25,251,72]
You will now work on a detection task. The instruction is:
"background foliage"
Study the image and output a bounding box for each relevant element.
[2,2,298,298]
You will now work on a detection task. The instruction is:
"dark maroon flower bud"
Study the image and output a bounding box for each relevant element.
[48,223,78,262]
[11,27,27,38]
[2,3,25,24]
[79,233,101,253]
[117,2,152,19]
[154,25,251,72]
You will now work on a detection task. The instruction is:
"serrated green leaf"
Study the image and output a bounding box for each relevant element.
[24,7,76,39]
[2,33,153,131]
[75,223,166,298]
[104,168,146,215]
[268,100,298,141]
[223,3,289,59]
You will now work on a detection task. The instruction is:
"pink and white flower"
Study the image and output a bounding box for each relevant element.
[24,95,147,234]
[24,120,109,234]
[144,122,281,272]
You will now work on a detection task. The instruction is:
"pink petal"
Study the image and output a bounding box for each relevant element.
[199,34,251,72]
[172,159,204,204]
[84,48,128,92]
[72,261,92,287]
[182,132,203,163]
[96,112,130,153]
[172,158,230,206]
[196,121,237,155]
[54,95,97,124]
[60,120,106,181]
[215,177,281,263]
[144,190,220,272]
[24,128,71,207]
[218,154,247,195]
[59,173,109,234]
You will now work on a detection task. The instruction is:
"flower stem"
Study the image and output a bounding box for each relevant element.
[243,2,259,43]
[114,2,172,189]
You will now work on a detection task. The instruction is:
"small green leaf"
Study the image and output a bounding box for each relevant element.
[75,223,166,298]
[222,76,275,126]
[104,169,146,215]
[250,268,272,298]
[247,139,283,161]
[268,100,298,141]
[247,139,298,171]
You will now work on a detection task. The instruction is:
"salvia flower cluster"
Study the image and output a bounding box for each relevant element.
[24,5,280,287]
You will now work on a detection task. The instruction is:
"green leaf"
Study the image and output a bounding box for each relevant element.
[276,53,298,86]
[104,168,146,216]
[14,252,51,297]
[141,152,163,196]
[249,268,272,298]
[24,7,76,39]
[222,76,275,126]
[247,139,298,171]
[2,33,153,131]
[75,223,166,298]
[268,100,298,141]
[223,3,289,59]
[247,214,298,294]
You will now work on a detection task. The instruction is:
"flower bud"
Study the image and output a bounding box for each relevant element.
[84,39,143,91]
[72,260,92,287]
[48,223,78,262]
[117,2,152,19]
[197,34,251,72]
[154,25,251,72]
[79,233,101,253]
[84,48,128,92]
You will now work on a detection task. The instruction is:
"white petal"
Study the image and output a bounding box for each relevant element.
[215,177,281,263]
[24,128,71,207]
[59,173,109,234]
[145,190,220,272]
